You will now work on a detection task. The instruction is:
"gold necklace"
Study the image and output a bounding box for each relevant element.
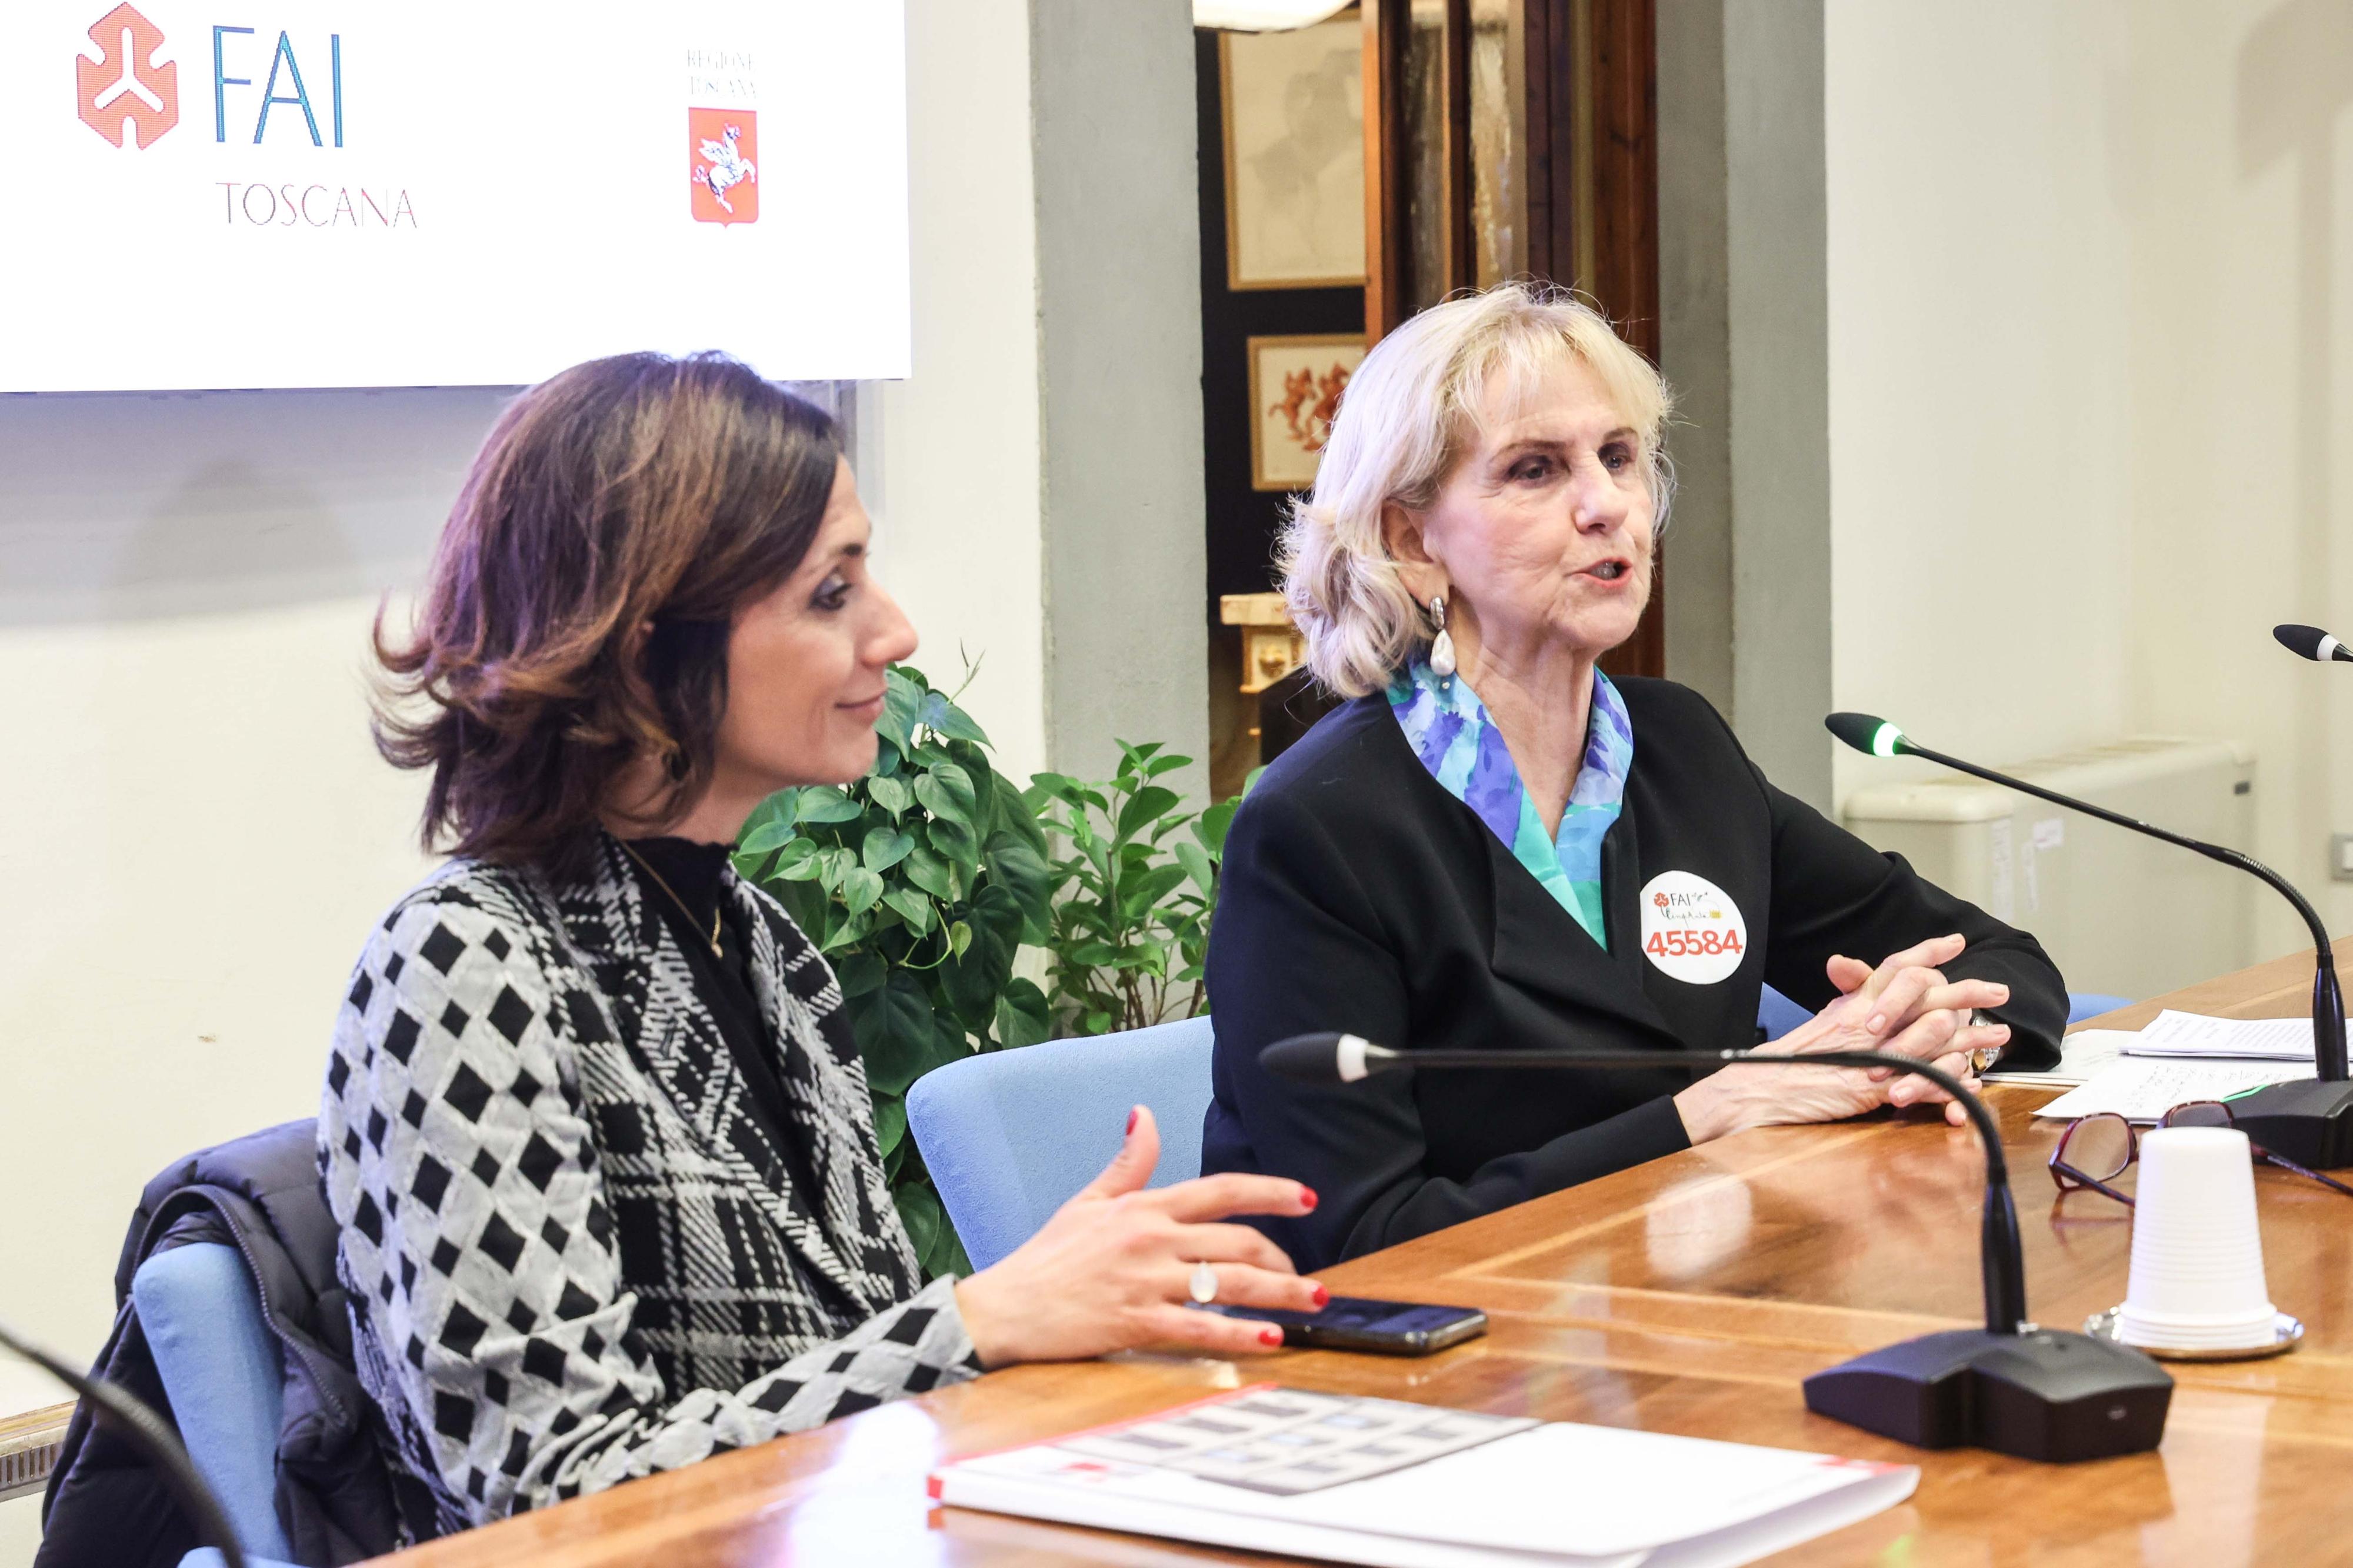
[618,840,724,958]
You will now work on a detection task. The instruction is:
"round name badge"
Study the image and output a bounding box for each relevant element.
[1638,870,1747,985]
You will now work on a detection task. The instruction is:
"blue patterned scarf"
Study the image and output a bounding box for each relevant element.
[1386,657,1635,948]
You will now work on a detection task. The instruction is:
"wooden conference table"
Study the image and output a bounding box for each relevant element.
[377,948,2353,1566]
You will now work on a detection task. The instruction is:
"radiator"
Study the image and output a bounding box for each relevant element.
[1840,738,2257,1003]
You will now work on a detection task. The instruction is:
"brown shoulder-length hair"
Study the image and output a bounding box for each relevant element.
[374,352,840,869]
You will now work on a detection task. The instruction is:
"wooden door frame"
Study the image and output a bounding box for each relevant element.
[1362,0,1666,679]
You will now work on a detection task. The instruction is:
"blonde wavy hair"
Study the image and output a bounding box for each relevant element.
[1278,282,1675,698]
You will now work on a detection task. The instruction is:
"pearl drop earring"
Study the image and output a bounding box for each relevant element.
[1428,595,1457,679]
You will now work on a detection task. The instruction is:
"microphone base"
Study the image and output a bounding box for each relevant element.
[1802,1327,2172,1463]
[2228,1079,2353,1169]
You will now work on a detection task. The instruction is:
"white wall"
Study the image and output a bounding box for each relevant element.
[1822,0,2353,958]
[0,4,1053,1559]
[866,0,1049,782]
[2119,0,2353,958]
[1824,2,2136,796]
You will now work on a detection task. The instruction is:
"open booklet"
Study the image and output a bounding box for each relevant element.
[930,1385,1918,1568]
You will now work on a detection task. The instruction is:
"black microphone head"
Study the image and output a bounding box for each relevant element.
[2275,624,2349,662]
[1258,1033,1398,1084]
[1825,712,1911,758]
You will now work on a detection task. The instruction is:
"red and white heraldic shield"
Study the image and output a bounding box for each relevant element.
[687,106,759,225]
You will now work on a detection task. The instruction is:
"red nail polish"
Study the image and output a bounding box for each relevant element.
[1259,1326,1284,1347]
[1299,1187,1318,1211]
[1125,1107,1138,1135]
[1311,1284,1329,1308]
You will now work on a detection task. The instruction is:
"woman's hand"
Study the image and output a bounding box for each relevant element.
[1673,935,2011,1140]
[952,1106,1324,1367]
[1822,934,2015,1120]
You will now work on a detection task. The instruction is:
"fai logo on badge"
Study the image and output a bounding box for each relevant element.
[689,108,758,224]
[1638,870,1747,985]
[76,2,179,149]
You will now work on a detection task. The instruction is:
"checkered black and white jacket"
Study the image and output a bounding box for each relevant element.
[317,835,981,1538]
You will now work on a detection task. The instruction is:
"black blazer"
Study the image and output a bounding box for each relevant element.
[1201,678,2067,1270]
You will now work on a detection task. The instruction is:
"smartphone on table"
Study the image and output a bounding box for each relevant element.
[1211,1295,1487,1355]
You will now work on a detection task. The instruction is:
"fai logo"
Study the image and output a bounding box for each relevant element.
[77,3,179,149]
[689,108,757,224]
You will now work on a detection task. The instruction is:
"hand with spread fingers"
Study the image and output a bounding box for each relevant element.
[953,1106,1327,1366]
[1674,934,2012,1137]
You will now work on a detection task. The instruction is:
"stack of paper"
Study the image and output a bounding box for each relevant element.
[931,1386,1919,1568]
[2021,1010,2327,1122]
[2123,1010,2343,1062]
[2031,1056,2314,1123]
[1982,1029,2129,1087]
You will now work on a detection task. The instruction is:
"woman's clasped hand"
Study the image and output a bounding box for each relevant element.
[1672,933,2015,1139]
[953,1106,1327,1366]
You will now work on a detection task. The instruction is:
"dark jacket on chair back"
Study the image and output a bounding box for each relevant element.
[1202,678,2067,1271]
[37,1119,401,1568]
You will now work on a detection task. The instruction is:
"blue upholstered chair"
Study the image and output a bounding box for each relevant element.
[132,1242,300,1568]
[1756,985,1814,1042]
[1757,986,2135,1041]
[2066,992,2133,1025]
[906,1015,1216,1271]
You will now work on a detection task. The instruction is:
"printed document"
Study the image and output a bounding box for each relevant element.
[2124,1010,2342,1063]
[2031,1057,2314,1123]
[931,1386,1919,1567]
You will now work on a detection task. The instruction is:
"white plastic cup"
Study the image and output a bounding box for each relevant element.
[2115,1126,2278,1350]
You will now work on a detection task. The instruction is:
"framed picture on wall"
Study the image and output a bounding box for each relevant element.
[1221,18,1367,291]
[1248,333,1365,491]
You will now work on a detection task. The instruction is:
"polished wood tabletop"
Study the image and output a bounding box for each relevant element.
[375,946,2353,1566]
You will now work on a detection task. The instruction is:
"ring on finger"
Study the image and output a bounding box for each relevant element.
[1188,1260,1219,1305]
[1965,1012,2004,1075]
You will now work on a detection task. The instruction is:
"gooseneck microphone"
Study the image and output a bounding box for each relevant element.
[1827,712,2353,1167]
[2275,623,2353,663]
[0,1316,249,1568]
[1261,1033,2173,1463]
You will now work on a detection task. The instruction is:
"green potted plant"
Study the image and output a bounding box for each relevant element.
[1024,745,1246,1037]
[731,666,1052,1277]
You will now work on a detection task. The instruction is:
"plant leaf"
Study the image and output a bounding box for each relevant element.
[772,839,822,881]
[1114,786,1181,843]
[982,830,1053,926]
[877,670,922,752]
[739,788,800,838]
[914,761,978,827]
[1120,863,1191,918]
[881,886,934,933]
[1174,839,1217,896]
[738,818,800,856]
[901,844,955,901]
[857,975,937,1093]
[795,786,865,825]
[1195,796,1240,855]
[940,883,1022,1026]
[993,978,1052,1049]
[871,1090,907,1156]
[834,949,886,999]
[863,825,915,874]
[840,866,885,916]
[928,815,980,869]
[866,773,912,818]
[917,689,992,746]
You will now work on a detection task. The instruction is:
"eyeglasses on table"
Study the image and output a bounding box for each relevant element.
[2048,1098,2353,1207]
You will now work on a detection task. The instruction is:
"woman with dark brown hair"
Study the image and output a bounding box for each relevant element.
[320,352,1321,1542]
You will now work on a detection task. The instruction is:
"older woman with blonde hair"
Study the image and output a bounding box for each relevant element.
[1201,283,2066,1270]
